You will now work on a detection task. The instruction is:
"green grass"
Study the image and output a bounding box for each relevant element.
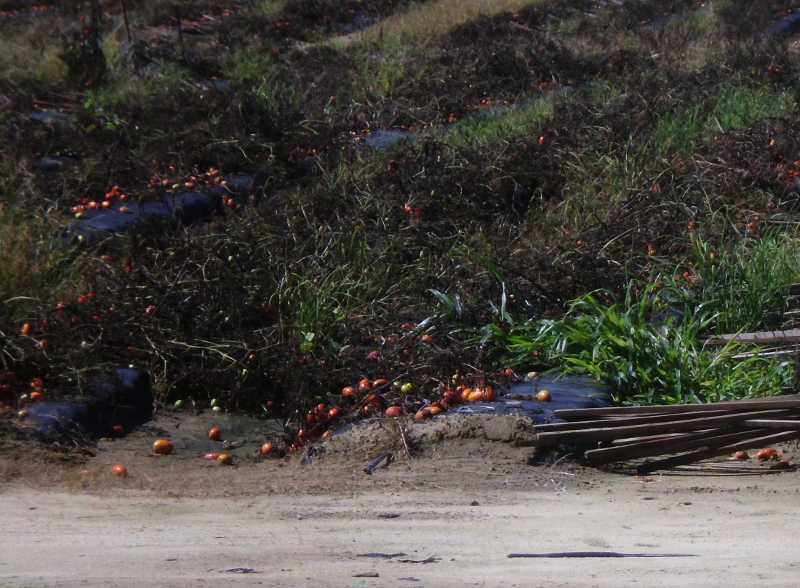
[479,283,794,405]
[651,104,705,155]
[712,85,796,131]
[652,84,796,155]
[443,96,554,147]
[663,234,800,334]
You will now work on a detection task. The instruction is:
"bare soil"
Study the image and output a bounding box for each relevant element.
[2,413,800,586]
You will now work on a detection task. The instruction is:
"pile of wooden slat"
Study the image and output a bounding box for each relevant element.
[532,396,800,473]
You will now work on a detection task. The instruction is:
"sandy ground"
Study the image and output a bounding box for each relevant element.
[4,470,800,588]
[3,413,800,586]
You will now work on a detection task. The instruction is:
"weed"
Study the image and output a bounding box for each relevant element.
[663,234,800,334]
[444,96,554,148]
[479,283,794,405]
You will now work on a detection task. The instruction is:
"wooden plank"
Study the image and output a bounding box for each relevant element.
[534,410,732,433]
[554,396,800,420]
[704,328,800,346]
[584,428,766,466]
[742,419,800,430]
[637,430,800,474]
[534,409,793,445]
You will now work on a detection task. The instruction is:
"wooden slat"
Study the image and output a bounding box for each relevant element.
[534,409,792,445]
[704,328,800,346]
[554,396,800,420]
[584,428,767,466]
[742,419,800,430]
[534,410,732,433]
[637,430,800,474]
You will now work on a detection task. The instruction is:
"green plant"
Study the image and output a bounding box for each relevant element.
[444,96,554,147]
[651,104,705,155]
[479,283,794,405]
[664,234,800,334]
[712,85,795,131]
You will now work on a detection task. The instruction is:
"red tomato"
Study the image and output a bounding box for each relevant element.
[203,452,221,460]
[112,464,128,477]
[30,378,44,389]
[29,391,43,402]
[208,426,222,441]
[372,378,388,388]
[328,407,341,419]
[341,386,355,397]
[756,447,779,461]
[20,323,32,337]
[385,406,403,418]
[536,389,551,402]
[111,424,125,436]
[358,378,372,392]
[420,334,434,344]
[217,453,233,465]
[260,442,273,457]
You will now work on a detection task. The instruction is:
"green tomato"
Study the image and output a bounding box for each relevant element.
[400,382,413,395]
[173,399,184,409]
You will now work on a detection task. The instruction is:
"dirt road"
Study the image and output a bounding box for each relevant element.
[4,468,800,587]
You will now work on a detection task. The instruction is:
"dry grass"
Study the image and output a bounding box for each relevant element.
[0,30,66,84]
[345,0,545,45]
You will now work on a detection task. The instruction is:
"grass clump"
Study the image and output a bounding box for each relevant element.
[444,96,554,147]
[480,283,794,405]
[664,234,800,334]
[712,85,795,131]
[356,0,545,45]
[652,84,796,154]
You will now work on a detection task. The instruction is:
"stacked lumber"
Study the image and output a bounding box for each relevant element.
[532,396,800,473]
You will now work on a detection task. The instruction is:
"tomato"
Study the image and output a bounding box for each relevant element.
[20,323,31,337]
[536,389,552,402]
[501,368,515,379]
[429,404,444,416]
[203,452,221,460]
[385,406,403,418]
[111,424,125,436]
[153,439,173,455]
[30,378,44,389]
[467,389,484,403]
[372,378,388,388]
[260,442,274,456]
[400,322,416,331]
[442,389,458,405]
[400,382,413,395]
[341,386,355,397]
[328,407,341,419]
[358,378,372,392]
[477,385,495,402]
[420,334,434,344]
[306,411,318,425]
[732,450,749,461]
[217,453,233,465]
[756,447,779,461]
[414,407,432,422]
[29,391,43,402]
[208,426,222,441]
[112,464,128,477]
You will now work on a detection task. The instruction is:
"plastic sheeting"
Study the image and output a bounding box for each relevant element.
[451,375,612,424]
[26,368,153,439]
[66,173,262,244]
